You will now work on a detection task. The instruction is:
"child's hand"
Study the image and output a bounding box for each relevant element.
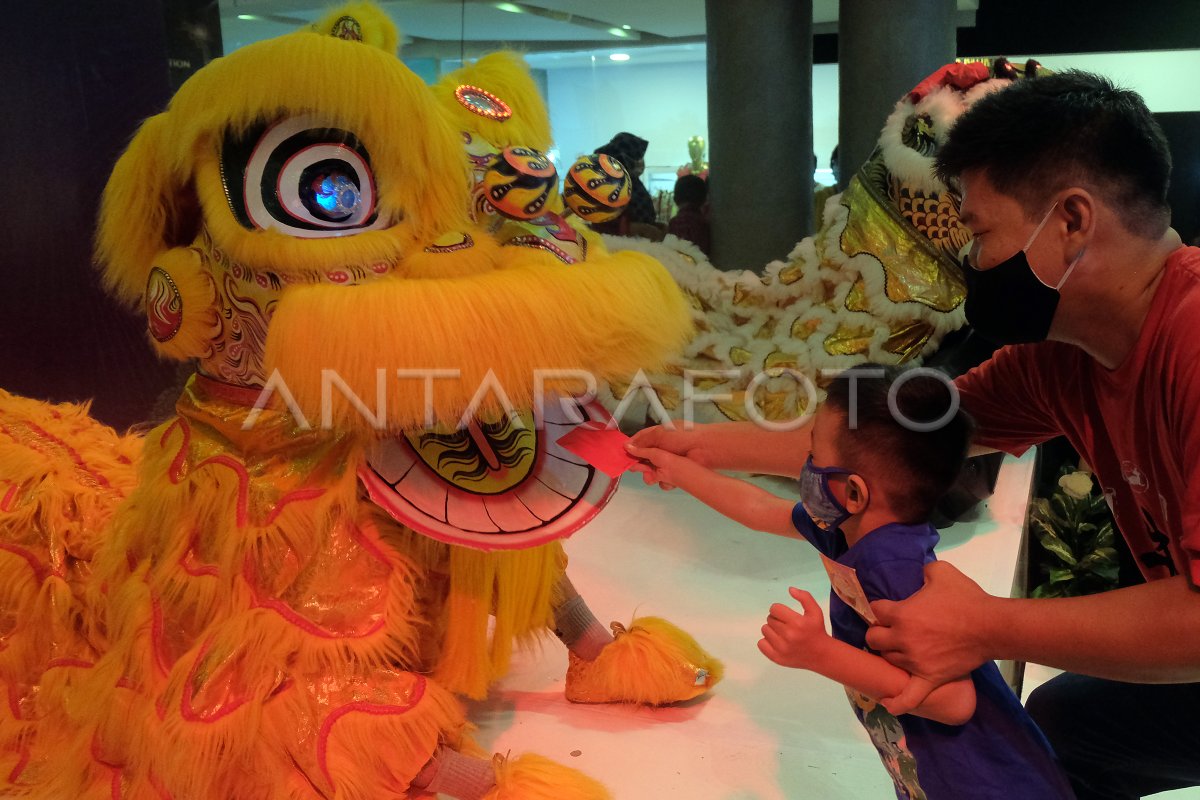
[758,587,833,670]
[625,443,685,490]
[627,425,714,467]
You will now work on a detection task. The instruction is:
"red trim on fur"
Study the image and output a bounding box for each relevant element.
[0,542,50,582]
[315,678,428,788]
[179,636,251,723]
[6,745,29,784]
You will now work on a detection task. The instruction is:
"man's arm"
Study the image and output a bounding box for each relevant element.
[627,420,812,477]
[762,588,976,726]
[865,562,1200,712]
[953,348,1063,460]
[984,573,1200,681]
[626,445,798,537]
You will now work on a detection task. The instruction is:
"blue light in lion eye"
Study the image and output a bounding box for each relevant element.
[310,172,361,220]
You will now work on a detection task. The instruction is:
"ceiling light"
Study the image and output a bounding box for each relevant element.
[609,53,630,62]
[495,2,523,12]
[622,24,631,30]
[607,27,629,38]
[236,14,258,20]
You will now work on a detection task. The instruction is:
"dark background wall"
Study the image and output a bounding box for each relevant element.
[0,0,220,430]
[957,0,1200,57]
[1156,113,1200,246]
[815,1,1200,63]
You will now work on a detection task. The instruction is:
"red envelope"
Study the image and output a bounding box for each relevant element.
[555,422,641,479]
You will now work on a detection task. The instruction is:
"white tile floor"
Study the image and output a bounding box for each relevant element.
[453,450,1183,798]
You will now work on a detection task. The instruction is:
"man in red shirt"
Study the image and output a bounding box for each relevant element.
[629,70,1199,798]
[864,70,1200,799]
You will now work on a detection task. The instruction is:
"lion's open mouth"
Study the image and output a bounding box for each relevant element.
[360,397,618,551]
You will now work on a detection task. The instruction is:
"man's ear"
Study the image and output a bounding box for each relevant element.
[1060,188,1095,241]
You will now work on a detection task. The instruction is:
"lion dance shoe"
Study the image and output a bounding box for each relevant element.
[565,617,723,705]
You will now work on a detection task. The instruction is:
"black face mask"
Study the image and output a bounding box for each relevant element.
[960,202,1085,345]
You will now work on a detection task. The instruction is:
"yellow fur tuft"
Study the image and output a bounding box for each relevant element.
[304,675,468,799]
[565,616,724,705]
[0,390,140,697]
[434,52,554,152]
[95,113,190,306]
[486,753,611,800]
[429,542,562,699]
[262,251,693,433]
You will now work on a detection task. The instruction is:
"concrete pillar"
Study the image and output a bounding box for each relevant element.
[705,0,813,270]
[838,0,957,189]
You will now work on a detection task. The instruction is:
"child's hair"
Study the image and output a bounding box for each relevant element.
[673,174,707,208]
[823,364,974,524]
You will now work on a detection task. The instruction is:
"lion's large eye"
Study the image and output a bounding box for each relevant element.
[220,114,388,238]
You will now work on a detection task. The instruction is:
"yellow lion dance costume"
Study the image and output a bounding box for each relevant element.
[0,5,722,798]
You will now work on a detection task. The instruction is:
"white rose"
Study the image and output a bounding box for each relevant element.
[1058,470,1093,500]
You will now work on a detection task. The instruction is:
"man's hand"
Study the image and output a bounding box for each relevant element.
[758,587,834,670]
[866,561,994,714]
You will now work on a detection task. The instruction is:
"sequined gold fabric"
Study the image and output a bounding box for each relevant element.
[839,175,966,313]
[822,321,934,361]
[169,375,357,530]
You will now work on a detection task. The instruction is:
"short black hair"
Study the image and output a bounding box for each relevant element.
[823,364,973,524]
[935,71,1171,239]
[673,174,707,207]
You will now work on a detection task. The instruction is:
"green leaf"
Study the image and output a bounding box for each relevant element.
[1032,522,1079,566]
[1046,567,1076,584]
[1028,498,1054,526]
[1029,512,1053,533]
[1078,548,1116,571]
[1031,582,1067,599]
[1091,563,1119,584]
[1050,494,1073,523]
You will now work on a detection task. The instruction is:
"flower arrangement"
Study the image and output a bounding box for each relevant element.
[1028,465,1121,598]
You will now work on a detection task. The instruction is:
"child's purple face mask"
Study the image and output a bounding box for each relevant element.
[798,455,854,531]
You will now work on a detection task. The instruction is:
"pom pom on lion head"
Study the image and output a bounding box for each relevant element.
[95,2,470,307]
